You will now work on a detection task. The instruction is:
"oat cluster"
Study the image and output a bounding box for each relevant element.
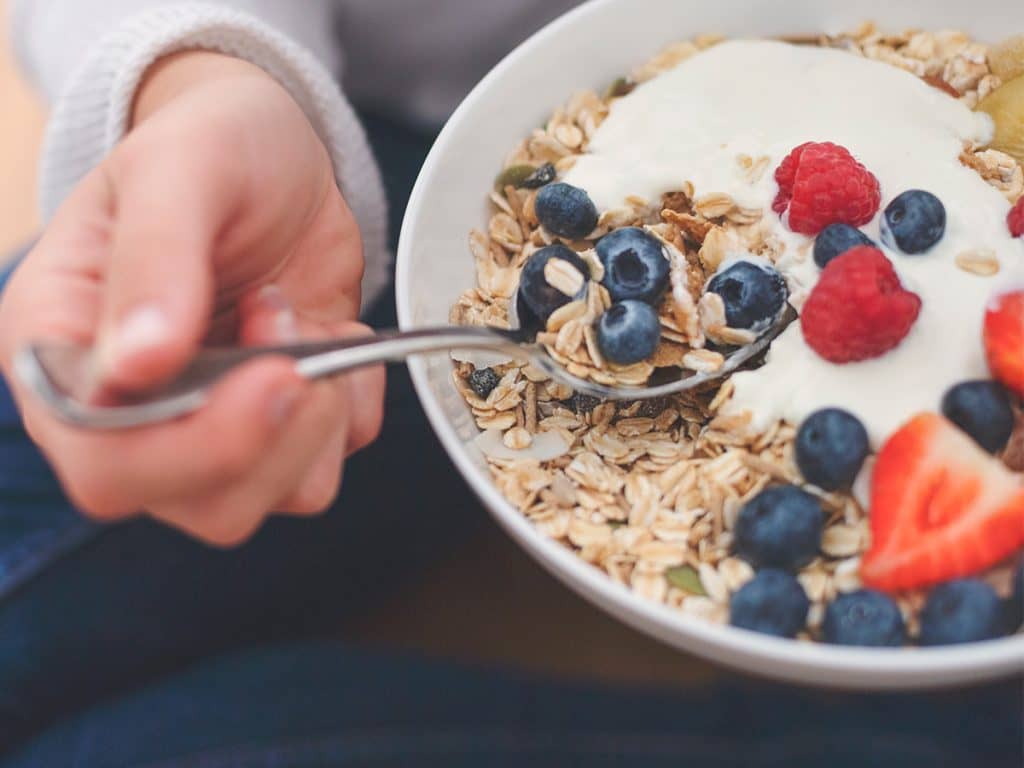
[449,25,1023,641]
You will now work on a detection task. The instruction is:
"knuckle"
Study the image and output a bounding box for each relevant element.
[366,397,386,441]
[349,411,383,455]
[347,374,385,455]
[61,471,131,521]
[149,499,264,548]
[284,476,340,517]
[196,511,264,549]
[158,499,264,549]
[198,525,256,549]
[206,442,259,484]
[283,495,332,518]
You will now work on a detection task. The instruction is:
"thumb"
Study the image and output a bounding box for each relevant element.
[94,147,232,392]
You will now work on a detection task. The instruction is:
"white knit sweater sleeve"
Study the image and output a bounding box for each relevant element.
[9,0,390,308]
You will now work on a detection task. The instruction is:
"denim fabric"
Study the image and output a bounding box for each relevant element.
[0,257,99,604]
[3,643,1021,768]
[0,282,488,751]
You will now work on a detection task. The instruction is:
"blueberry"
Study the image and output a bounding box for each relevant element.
[514,292,544,335]
[881,190,946,254]
[822,590,906,647]
[467,368,501,400]
[1005,563,1023,633]
[517,244,588,323]
[636,396,672,418]
[733,485,823,570]
[795,408,870,491]
[941,380,1014,454]
[535,182,599,240]
[706,260,788,334]
[596,227,670,304]
[919,579,1005,646]
[730,569,810,638]
[813,224,876,268]
[595,300,661,365]
[565,392,603,415]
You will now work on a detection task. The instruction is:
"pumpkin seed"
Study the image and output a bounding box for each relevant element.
[494,164,537,192]
[606,76,637,99]
[665,565,706,595]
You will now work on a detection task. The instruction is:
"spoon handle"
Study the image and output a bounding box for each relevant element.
[261,326,527,379]
[66,327,527,397]
[16,327,531,430]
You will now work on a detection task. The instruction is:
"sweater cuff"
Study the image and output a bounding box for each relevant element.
[37,2,390,311]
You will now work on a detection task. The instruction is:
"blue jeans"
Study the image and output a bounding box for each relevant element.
[4,643,1023,768]
[0,114,1020,766]
[0,255,487,752]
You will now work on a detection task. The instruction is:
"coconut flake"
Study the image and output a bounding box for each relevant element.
[852,456,875,511]
[449,349,515,368]
[473,428,571,461]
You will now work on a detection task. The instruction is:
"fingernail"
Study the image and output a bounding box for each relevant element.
[268,384,302,427]
[97,304,171,377]
[257,285,298,342]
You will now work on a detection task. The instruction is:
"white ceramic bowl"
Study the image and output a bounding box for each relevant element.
[396,0,1024,688]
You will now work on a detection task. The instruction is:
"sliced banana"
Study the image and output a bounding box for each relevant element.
[989,35,1024,82]
[977,74,1024,165]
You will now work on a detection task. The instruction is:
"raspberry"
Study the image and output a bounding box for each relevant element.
[801,246,921,363]
[772,142,812,214]
[1009,197,1024,238]
[773,142,881,235]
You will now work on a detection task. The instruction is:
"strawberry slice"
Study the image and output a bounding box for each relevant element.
[984,289,1024,397]
[862,413,1024,592]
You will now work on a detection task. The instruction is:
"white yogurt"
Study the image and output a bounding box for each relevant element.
[564,40,1024,446]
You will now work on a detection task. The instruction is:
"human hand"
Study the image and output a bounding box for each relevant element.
[0,52,384,545]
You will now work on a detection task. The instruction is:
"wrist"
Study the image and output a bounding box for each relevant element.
[132,51,276,128]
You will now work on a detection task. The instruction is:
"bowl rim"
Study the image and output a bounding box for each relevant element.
[395,0,1024,687]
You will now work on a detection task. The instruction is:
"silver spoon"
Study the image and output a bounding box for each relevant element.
[15,315,787,430]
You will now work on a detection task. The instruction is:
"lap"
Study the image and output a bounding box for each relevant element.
[3,641,1021,768]
[0,262,485,749]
